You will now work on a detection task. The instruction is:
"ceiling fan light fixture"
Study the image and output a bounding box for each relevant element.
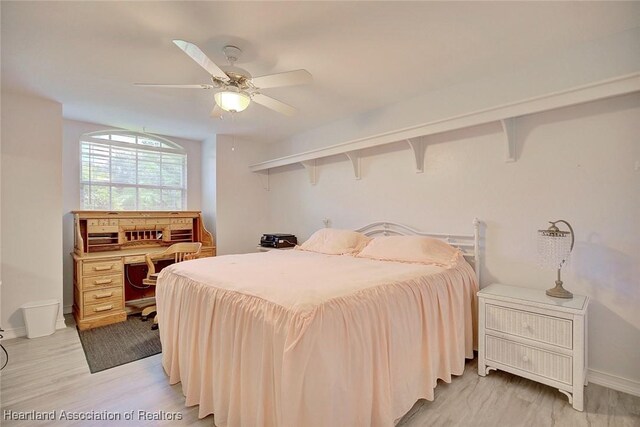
[214,90,250,113]
[139,40,311,116]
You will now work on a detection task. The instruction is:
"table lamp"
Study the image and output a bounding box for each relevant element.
[537,220,574,299]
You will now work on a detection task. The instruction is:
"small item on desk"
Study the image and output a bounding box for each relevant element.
[260,233,298,249]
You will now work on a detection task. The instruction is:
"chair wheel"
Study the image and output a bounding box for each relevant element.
[141,316,148,321]
[151,324,158,330]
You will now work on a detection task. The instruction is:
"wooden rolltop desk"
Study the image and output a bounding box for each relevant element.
[72,211,215,330]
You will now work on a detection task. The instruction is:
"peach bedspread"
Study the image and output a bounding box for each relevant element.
[156,250,478,427]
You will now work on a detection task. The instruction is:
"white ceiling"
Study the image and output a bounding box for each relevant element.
[2,2,639,143]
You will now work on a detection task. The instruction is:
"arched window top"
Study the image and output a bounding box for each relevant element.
[83,130,185,153]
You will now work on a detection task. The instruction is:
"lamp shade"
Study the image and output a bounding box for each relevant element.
[214,90,250,113]
[537,227,572,269]
[537,220,575,299]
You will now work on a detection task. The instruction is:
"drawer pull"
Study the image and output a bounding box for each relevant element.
[93,265,113,271]
[93,305,113,313]
[93,292,113,299]
[522,355,530,363]
[94,279,113,285]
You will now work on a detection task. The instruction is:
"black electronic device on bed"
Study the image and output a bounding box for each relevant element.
[260,234,298,248]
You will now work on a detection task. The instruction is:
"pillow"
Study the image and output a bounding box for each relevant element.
[296,228,371,255]
[356,235,461,267]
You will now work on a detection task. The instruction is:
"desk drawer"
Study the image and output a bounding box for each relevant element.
[171,223,192,231]
[123,255,146,265]
[82,273,122,290]
[83,301,122,318]
[83,287,123,318]
[145,218,171,225]
[82,260,123,276]
[485,335,572,385]
[486,304,572,349]
[119,219,145,226]
[88,225,119,233]
[170,218,191,224]
[87,219,118,226]
[83,287,123,306]
[124,253,174,265]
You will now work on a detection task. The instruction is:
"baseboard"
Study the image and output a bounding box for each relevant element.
[56,318,68,330]
[1,319,68,340]
[1,326,26,340]
[589,368,640,397]
[63,304,73,315]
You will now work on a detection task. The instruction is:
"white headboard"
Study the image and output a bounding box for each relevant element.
[354,218,481,284]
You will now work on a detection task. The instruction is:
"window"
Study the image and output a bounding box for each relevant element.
[81,131,187,210]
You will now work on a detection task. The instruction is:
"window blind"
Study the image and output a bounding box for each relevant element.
[80,132,187,210]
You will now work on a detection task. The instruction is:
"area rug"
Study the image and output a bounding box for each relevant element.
[77,314,161,373]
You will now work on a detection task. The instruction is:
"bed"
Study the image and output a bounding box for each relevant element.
[156,220,480,427]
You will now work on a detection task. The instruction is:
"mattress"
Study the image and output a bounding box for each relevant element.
[156,249,478,427]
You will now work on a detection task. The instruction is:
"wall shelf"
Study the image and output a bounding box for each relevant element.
[249,73,640,183]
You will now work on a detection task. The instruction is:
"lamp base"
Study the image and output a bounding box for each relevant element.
[546,281,573,299]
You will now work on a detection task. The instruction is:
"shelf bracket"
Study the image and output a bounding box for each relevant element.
[345,151,362,180]
[406,138,426,173]
[500,118,517,162]
[301,160,317,185]
[256,170,270,191]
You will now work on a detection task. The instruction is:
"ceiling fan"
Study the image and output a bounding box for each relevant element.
[136,40,312,118]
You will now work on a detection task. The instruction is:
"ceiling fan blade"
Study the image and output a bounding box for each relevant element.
[134,83,214,89]
[252,93,297,116]
[251,69,312,89]
[173,39,229,81]
[210,105,224,119]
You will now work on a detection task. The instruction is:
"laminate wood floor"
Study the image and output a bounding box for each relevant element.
[1,317,638,426]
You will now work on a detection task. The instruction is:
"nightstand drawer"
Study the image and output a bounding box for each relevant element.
[486,304,572,349]
[485,335,572,385]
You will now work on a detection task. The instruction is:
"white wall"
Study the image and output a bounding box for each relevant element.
[1,91,65,337]
[201,135,217,235]
[269,27,640,160]
[263,93,640,386]
[246,29,640,388]
[61,119,203,313]
[215,135,269,255]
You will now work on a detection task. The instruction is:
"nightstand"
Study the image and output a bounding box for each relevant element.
[478,284,589,411]
[256,246,295,252]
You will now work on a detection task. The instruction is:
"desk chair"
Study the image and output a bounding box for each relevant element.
[141,242,202,329]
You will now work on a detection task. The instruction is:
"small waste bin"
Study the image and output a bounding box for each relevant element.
[20,299,60,338]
